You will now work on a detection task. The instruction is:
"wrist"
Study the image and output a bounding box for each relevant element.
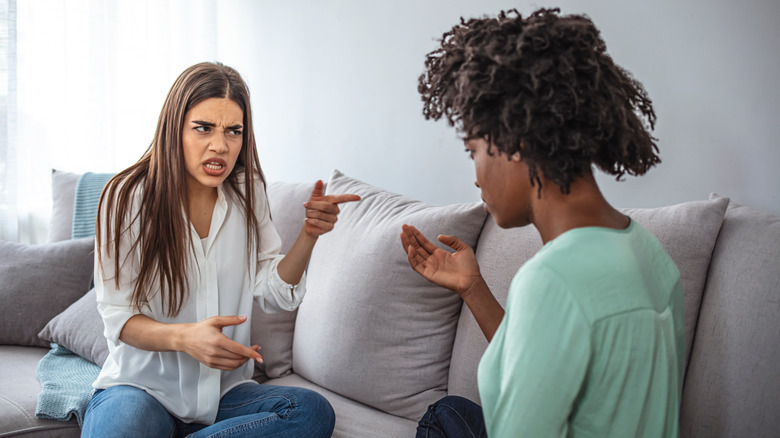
[459,275,489,301]
[300,224,320,241]
[171,323,191,353]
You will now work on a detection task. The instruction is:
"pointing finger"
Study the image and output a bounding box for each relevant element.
[324,194,361,204]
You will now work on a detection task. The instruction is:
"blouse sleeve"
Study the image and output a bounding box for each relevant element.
[94,188,143,347]
[486,266,590,438]
[252,182,307,313]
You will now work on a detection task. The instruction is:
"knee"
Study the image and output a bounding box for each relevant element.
[291,388,335,436]
[83,386,174,437]
[419,395,472,426]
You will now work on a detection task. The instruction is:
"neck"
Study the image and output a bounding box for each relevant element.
[530,173,628,244]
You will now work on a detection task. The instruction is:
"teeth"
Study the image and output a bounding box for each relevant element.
[205,163,223,170]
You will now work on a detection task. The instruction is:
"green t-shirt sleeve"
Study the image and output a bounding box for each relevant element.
[483,265,591,438]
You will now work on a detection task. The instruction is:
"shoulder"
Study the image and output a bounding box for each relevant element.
[508,261,589,325]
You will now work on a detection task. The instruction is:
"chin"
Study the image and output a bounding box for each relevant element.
[493,213,532,230]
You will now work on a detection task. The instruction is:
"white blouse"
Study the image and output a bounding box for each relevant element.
[93,179,305,424]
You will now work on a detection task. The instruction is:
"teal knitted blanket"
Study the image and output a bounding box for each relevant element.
[35,343,100,427]
[71,172,114,239]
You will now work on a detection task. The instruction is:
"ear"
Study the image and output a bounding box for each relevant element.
[510,151,522,162]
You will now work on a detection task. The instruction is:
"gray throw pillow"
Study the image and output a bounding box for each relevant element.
[292,170,487,420]
[0,237,95,347]
[38,288,108,366]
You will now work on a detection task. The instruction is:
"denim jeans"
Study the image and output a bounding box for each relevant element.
[416,395,487,438]
[82,382,335,438]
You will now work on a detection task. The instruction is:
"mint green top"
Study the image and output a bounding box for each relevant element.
[477,220,684,438]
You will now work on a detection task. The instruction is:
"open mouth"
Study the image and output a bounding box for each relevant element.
[203,158,227,176]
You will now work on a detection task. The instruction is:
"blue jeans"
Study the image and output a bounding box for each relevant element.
[82,383,335,438]
[416,395,487,438]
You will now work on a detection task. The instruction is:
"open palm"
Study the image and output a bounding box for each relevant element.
[400,224,482,296]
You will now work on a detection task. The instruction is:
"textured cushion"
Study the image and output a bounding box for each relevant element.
[292,170,487,420]
[449,197,729,403]
[681,196,780,438]
[251,180,317,379]
[0,238,95,347]
[38,288,108,367]
[48,169,80,242]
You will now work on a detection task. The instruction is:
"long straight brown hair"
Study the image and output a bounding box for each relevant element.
[97,62,265,316]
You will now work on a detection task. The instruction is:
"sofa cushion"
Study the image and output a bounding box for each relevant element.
[267,373,417,438]
[0,346,79,437]
[292,170,487,420]
[252,180,318,379]
[0,238,95,347]
[38,288,108,367]
[681,196,780,438]
[449,196,729,402]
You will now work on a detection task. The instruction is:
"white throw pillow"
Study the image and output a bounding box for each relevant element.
[292,169,487,420]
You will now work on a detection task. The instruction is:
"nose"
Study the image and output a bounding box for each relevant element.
[209,135,229,153]
[474,180,480,189]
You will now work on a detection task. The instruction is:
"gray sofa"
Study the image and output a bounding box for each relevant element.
[1,169,779,437]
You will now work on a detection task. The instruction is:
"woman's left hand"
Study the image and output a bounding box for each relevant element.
[302,180,360,237]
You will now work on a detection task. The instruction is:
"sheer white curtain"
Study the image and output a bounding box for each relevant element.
[0,0,17,241]
[3,0,225,243]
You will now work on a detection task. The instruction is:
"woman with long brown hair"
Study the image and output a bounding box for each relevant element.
[82,62,357,437]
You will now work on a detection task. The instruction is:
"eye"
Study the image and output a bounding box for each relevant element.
[227,129,243,136]
[195,126,210,133]
[464,148,474,160]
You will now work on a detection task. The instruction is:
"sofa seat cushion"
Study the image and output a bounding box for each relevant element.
[292,170,487,420]
[681,196,780,438]
[450,197,729,402]
[0,346,79,437]
[265,373,417,438]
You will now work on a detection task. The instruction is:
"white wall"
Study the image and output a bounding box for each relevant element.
[17,0,780,226]
[217,0,780,214]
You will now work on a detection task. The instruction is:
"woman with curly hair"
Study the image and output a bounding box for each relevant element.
[401,8,683,437]
[82,62,358,437]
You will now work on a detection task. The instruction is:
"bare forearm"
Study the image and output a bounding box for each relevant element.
[277,226,318,285]
[119,314,188,352]
[460,277,505,342]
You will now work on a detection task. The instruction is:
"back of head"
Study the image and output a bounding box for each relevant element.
[419,8,660,193]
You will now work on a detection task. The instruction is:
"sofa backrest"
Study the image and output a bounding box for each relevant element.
[449,197,730,403]
[680,197,780,438]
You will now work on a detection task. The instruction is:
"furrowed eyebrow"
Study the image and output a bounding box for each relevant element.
[191,120,243,130]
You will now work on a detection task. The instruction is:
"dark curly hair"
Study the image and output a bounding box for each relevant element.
[419,8,660,193]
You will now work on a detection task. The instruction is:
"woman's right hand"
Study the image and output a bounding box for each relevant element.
[179,315,263,371]
[400,224,484,297]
